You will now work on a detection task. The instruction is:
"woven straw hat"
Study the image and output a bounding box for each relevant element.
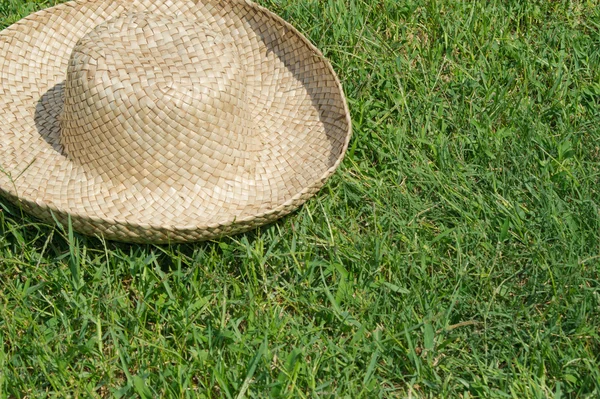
[0,0,351,243]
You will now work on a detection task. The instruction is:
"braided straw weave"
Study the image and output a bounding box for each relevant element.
[0,0,351,243]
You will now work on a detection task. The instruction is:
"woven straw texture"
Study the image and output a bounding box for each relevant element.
[0,0,351,243]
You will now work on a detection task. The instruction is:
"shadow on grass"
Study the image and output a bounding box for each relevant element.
[0,196,292,272]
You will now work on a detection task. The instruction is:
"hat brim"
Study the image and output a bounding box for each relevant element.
[0,0,351,243]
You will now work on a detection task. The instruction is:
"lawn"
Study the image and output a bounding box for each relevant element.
[1,0,600,397]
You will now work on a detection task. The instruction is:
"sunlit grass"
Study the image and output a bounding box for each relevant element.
[1,0,599,397]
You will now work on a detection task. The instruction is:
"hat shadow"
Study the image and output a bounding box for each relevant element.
[34,82,66,156]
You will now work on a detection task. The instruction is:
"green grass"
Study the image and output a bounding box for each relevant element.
[1,0,600,397]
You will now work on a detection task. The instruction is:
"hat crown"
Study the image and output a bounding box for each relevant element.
[59,12,258,186]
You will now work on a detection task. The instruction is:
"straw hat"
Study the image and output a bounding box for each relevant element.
[0,0,351,243]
